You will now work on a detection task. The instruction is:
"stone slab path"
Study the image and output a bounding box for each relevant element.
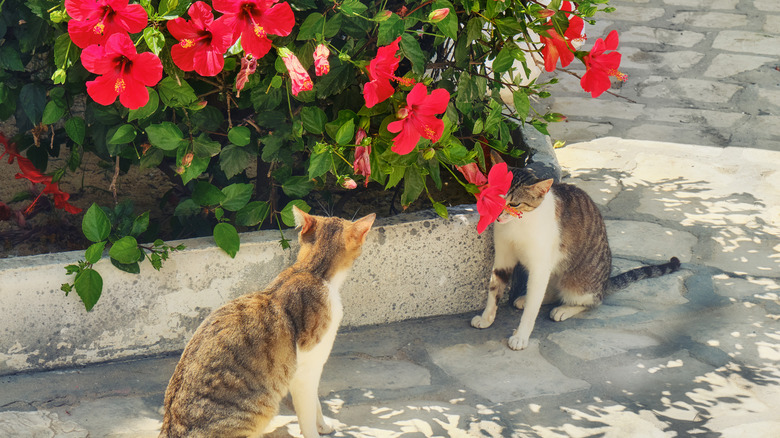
[544,0,780,152]
[1,138,778,437]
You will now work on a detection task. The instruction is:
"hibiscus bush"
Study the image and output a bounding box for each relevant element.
[0,0,622,310]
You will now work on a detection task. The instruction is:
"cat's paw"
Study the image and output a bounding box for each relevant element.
[471,314,494,329]
[513,296,526,310]
[508,334,530,351]
[317,420,334,435]
[550,305,586,322]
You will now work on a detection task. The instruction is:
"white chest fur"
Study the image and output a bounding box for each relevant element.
[494,190,562,270]
[295,270,347,369]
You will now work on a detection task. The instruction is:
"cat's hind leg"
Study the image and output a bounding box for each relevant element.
[550,289,601,321]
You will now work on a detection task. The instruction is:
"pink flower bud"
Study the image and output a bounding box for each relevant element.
[375,10,392,22]
[182,152,194,167]
[396,107,409,120]
[341,177,357,190]
[428,8,449,22]
[354,128,367,145]
[539,9,555,18]
[313,44,330,76]
[278,48,313,96]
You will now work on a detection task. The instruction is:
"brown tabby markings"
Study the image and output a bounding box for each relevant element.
[160,208,375,438]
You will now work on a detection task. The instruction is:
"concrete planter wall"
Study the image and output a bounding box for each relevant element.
[0,207,492,376]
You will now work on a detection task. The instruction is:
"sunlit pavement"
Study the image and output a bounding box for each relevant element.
[1,138,778,437]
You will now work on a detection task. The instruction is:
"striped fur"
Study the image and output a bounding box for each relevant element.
[471,166,682,350]
[160,208,375,438]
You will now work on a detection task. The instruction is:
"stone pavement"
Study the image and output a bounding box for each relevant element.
[1,138,778,437]
[544,0,780,152]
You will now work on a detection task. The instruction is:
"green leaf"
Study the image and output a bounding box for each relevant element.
[432,201,449,219]
[315,61,352,99]
[297,12,325,40]
[301,106,327,134]
[180,156,209,185]
[20,83,46,125]
[513,90,531,121]
[146,122,185,151]
[174,198,200,217]
[128,89,159,122]
[335,119,355,145]
[339,0,368,17]
[220,144,252,178]
[400,34,427,76]
[82,203,111,243]
[111,259,141,274]
[41,100,66,125]
[74,268,102,311]
[377,13,404,45]
[84,241,107,264]
[131,211,150,236]
[220,183,253,211]
[401,165,425,206]
[492,47,515,73]
[0,46,25,71]
[281,176,314,198]
[472,118,484,135]
[308,148,332,179]
[280,200,311,227]
[157,76,197,107]
[192,181,227,206]
[235,201,270,227]
[143,27,165,56]
[109,236,142,264]
[228,126,251,146]
[65,117,86,145]
[213,223,240,258]
[192,134,221,157]
[107,124,136,145]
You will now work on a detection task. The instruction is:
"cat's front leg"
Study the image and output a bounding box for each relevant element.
[290,367,332,437]
[471,266,513,329]
[508,268,551,350]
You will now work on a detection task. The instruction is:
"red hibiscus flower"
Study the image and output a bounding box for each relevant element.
[387,83,450,155]
[313,44,330,76]
[580,30,626,98]
[213,0,295,60]
[363,37,415,108]
[475,163,513,234]
[81,33,163,109]
[456,162,488,186]
[167,1,233,77]
[539,1,585,72]
[278,48,313,96]
[65,0,148,49]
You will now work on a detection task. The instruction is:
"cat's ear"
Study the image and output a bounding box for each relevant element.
[352,213,376,243]
[532,179,554,197]
[293,206,316,235]
[490,150,505,165]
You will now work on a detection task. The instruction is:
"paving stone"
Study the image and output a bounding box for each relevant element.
[625,124,728,147]
[669,11,748,28]
[0,410,88,438]
[764,16,780,34]
[712,274,780,301]
[549,328,660,360]
[620,47,705,73]
[322,355,431,393]
[638,77,743,103]
[547,120,613,143]
[549,97,646,120]
[713,31,780,56]
[620,26,706,47]
[754,0,780,12]
[606,258,690,310]
[704,54,775,78]
[561,175,622,205]
[761,88,780,109]
[606,220,696,263]
[575,304,639,320]
[606,350,715,398]
[720,421,780,438]
[53,398,161,438]
[662,0,738,7]
[429,340,590,403]
[644,107,744,129]
[598,6,665,22]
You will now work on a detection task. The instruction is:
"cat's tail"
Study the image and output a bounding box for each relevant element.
[606,257,681,293]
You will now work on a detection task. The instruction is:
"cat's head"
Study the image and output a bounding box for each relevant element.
[497,167,553,223]
[292,206,376,272]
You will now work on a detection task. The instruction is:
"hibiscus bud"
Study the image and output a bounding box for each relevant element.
[313,44,330,76]
[49,10,68,23]
[181,152,194,167]
[423,148,435,161]
[353,144,372,187]
[396,107,410,120]
[340,176,357,190]
[375,10,392,22]
[51,68,67,85]
[338,52,351,62]
[140,143,152,155]
[428,8,449,22]
[354,128,367,146]
[175,166,186,175]
[538,9,555,18]
[278,48,313,96]
[236,55,257,97]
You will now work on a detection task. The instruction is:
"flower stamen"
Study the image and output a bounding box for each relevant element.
[609,69,628,81]
[114,78,126,93]
[503,204,523,219]
[180,39,195,48]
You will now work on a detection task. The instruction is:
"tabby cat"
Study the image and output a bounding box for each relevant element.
[471,167,680,350]
[160,207,375,438]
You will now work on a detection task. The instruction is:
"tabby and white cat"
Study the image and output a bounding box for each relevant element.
[471,167,680,350]
[160,207,375,438]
